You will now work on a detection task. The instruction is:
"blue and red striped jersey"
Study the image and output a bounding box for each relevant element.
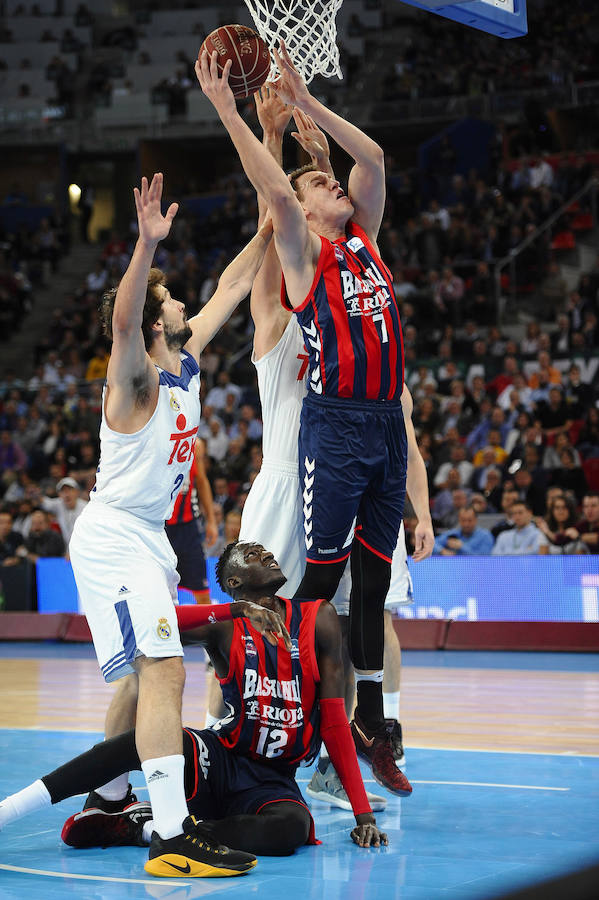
[282,222,404,401]
[216,597,323,769]
[166,456,199,525]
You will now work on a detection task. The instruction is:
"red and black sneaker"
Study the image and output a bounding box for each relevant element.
[384,718,406,767]
[351,712,412,797]
[61,801,153,848]
[82,783,138,813]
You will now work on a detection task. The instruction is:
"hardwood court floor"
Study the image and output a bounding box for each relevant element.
[1,646,597,755]
[0,645,598,900]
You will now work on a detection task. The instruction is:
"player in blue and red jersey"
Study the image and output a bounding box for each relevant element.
[198,44,408,793]
[0,542,387,860]
[166,438,217,604]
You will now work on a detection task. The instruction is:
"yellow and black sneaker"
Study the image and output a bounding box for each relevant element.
[144,816,257,878]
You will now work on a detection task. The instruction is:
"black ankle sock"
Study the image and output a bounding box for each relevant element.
[356,681,384,734]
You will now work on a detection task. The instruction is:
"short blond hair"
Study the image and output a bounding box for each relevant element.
[288,163,319,201]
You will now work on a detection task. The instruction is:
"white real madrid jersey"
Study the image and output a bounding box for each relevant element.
[90,349,201,527]
[254,317,307,466]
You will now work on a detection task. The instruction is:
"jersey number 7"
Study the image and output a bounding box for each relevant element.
[373,313,389,344]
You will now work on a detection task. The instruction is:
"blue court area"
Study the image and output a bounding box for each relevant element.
[1,647,598,899]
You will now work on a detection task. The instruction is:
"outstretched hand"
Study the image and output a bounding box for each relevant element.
[134,173,178,248]
[351,814,389,848]
[255,84,292,137]
[234,599,292,650]
[271,41,311,109]
[291,107,330,167]
[195,50,237,119]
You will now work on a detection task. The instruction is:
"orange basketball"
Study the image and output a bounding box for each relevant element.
[200,24,271,99]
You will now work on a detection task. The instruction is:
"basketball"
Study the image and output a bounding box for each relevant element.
[199,24,271,99]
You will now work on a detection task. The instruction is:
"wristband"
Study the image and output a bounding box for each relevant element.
[176,603,233,631]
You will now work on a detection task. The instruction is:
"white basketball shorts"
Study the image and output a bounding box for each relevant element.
[69,502,183,683]
[330,522,414,618]
[239,460,305,597]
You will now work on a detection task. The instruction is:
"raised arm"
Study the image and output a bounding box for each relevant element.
[402,386,435,561]
[184,216,273,359]
[105,173,178,431]
[254,85,292,225]
[250,86,293,356]
[272,43,385,244]
[250,96,334,357]
[195,51,318,307]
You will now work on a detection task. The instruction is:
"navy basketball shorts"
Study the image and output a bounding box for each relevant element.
[182,728,310,821]
[298,394,407,564]
[165,521,209,593]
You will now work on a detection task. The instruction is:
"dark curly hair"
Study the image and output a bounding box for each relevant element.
[215,541,240,595]
[99,267,167,351]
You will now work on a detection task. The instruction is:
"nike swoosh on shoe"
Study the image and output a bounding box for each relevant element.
[354,722,375,747]
[165,860,191,874]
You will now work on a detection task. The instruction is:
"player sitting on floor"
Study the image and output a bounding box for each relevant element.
[0,542,387,858]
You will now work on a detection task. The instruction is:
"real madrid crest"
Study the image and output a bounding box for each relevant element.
[157,617,172,640]
[169,390,181,411]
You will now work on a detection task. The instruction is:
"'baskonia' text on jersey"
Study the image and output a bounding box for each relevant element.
[282,222,404,400]
[216,598,323,769]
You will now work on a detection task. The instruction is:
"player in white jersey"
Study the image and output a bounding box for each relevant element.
[238,316,307,593]
[68,172,276,878]
[205,92,434,807]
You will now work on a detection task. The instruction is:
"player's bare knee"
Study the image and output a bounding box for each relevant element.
[136,655,186,695]
[114,672,139,702]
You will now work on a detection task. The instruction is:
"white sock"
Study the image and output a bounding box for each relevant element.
[141,755,188,840]
[94,773,130,802]
[142,820,155,844]
[0,780,51,828]
[204,712,221,728]
[383,690,400,720]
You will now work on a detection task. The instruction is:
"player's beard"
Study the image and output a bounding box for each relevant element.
[164,322,193,350]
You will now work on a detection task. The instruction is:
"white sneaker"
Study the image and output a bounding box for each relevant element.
[305,763,387,812]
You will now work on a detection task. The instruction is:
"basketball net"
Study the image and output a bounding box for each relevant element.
[242,0,344,83]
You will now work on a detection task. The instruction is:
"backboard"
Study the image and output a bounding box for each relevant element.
[399,0,528,39]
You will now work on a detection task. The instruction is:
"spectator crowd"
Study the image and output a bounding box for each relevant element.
[380,0,599,103]
[0,170,598,583]
[1,0,598,585]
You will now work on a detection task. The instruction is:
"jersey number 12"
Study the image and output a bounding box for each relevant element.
[256,726,289,758]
